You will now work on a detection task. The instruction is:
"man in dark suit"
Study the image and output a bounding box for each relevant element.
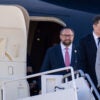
[79,15,100,88]
[40,27,79,74]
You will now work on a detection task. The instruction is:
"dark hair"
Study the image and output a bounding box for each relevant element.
[93,15,100,25]
[60,27,74,34]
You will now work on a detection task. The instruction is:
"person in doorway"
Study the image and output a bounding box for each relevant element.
[40,27,79,74]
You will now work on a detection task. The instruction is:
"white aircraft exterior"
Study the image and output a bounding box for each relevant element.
[0,1,100,100]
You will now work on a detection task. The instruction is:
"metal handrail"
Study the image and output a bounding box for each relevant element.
[85,74,100,100]
[63,69,85,79]
[1,67,77,100]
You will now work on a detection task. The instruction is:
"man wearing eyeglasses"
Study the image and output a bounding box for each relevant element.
[40,27,79,74]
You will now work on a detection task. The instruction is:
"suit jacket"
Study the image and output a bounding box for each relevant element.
[40,44,79,74]
[79,34,97,86]
[95,44,100,87]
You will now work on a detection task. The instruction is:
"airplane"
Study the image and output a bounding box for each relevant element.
[0,1,100,100]
[0,0,99,73]
[0,0,97,73]
[42,0,100,14]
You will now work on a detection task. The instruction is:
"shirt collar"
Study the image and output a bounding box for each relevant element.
[60,42,72,50]
[93,31,98,39]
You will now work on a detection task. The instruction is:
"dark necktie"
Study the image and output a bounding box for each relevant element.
[98,37,100,45]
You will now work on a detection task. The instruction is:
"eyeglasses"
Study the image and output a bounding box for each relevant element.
[61,34,73,37]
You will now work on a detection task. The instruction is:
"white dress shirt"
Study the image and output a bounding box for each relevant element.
[60,42,72,63]
[93,31,100,48]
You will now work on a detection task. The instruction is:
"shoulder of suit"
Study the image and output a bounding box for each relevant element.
[47,44,60,51]
[72,44,79,51]
[80,34,92,42]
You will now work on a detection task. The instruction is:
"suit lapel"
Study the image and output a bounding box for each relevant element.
[88,34,97,53]
[55,44,78,69]
[71,44,76,66]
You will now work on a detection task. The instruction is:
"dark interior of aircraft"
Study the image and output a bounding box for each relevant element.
[28,21,63,74]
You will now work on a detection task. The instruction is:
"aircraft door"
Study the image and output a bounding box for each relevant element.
[28,17,66,74]
[0,5,29,100]
[0,6,27,77]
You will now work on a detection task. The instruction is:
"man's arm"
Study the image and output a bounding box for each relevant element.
[40,49,51,72]
[95,45,100,88]
[78,39,88,73]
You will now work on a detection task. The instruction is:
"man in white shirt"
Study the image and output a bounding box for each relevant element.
[79,15,100,93]
[95,15,100,93]
[96,44,100,90]
[40,27,79,74]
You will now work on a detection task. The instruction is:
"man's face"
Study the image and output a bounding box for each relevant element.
[60,29,74,46]
[93,20,100,36]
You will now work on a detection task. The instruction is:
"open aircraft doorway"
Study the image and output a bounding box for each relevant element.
[28,16,66,74]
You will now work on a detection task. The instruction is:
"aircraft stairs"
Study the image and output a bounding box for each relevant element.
[6,67,99,100]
